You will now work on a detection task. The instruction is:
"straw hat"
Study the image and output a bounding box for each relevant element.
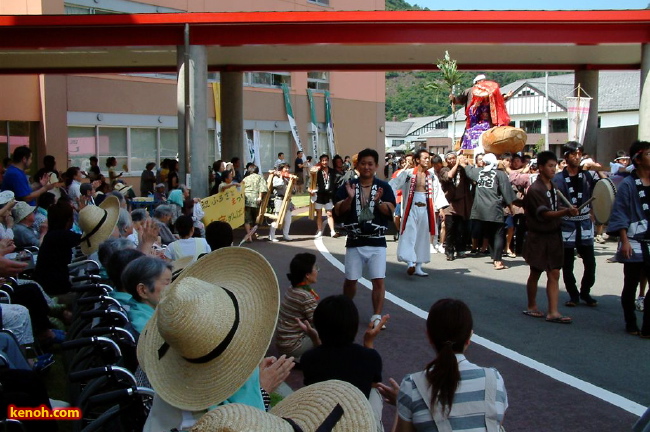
[170,255,193,280]
[11,201,35,223]
[78,195,120,255]
[113,182,132,195]
[191,380,377,432]
[137,247,279,411]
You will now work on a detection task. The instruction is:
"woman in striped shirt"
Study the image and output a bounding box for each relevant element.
[275,253,320,361]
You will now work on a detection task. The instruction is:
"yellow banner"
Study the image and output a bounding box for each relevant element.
[200,187,244,229]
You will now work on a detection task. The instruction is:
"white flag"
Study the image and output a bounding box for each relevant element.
[567,97,591,144]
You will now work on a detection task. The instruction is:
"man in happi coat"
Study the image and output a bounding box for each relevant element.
[390,149,448,277]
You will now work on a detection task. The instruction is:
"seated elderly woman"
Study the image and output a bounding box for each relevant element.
[116,208,135,246]
[121,255,173,334]
[12,201,46,249]
[153,205,176,246]
[106,248,145,310]
[275,253,320,361]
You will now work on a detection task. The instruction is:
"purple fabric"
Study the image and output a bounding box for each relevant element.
[461,105,491,150]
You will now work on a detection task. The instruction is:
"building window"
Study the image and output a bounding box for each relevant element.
[307,72,330,91]
[259,131,292,172]
[521,120,541,134]
[0,121,38,160]
[64,0,180,14]
[244,72,291,89]
[550,119,568,133]
[392,139,405,147]
[98,127,128,172]
[68,126,183,175]
[308,0,330,5]
[130,128,157,172]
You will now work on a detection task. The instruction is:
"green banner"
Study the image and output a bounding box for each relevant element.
[282,83,303,152]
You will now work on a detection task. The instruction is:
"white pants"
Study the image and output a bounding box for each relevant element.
[269,201,292,239]
[397,196,431,264]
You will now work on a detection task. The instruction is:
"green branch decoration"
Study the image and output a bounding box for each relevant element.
[425,51,464,144]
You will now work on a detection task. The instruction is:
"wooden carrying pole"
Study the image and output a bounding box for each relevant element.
[256,172,275,226]
[308,170,317,220]
[260,173,297,230]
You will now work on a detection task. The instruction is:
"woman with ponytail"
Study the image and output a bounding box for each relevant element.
[379,299,507,431]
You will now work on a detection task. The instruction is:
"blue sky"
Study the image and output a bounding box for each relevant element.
[413,0,648,10]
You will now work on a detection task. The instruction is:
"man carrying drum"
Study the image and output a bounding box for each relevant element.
[552,141,606,308]
[607,140,650,338]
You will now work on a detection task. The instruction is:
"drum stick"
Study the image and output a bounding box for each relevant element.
[577,196,596,212]
[555,190,574,208]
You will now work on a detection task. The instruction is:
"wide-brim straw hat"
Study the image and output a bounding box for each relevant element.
[78,195,120,255]
[191,380,377,432]
[170,255,193,280]
[137,247,279,411]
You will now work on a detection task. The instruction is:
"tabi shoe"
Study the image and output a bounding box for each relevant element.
[414,264,428,277]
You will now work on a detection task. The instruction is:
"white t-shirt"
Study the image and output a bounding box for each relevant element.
[163,238,211,261]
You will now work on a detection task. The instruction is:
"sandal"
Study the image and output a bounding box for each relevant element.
[546,316,572,324]
[565,298,579,307]
[505,251,516,258]
[494,263,509,270]
[522,310,544,318]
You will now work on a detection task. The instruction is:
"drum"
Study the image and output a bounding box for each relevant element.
[481,126,527,155]
[592,177,617,224]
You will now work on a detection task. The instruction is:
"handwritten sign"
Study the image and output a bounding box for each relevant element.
[200,187,245,229]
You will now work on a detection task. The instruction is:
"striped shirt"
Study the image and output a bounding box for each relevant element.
[275,286,318,354]
[397,354,508,432]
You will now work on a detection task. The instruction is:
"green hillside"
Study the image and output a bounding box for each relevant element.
[384,0,551,121]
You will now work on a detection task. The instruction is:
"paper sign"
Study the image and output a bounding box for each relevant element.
[200,187,245,229]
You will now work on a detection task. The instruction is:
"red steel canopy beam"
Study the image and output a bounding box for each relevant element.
[0,10,649,48]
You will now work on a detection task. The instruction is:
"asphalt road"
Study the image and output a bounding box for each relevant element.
[245,216,647,431]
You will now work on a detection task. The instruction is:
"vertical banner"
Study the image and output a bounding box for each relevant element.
[324,90,336,156]
[281,83,303,152]
[306,89,319,158]
[212,82,222,158]
[253,130,262,170]
[567,96,591,144]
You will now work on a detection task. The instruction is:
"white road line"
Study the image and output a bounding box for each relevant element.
[314,238,646,417]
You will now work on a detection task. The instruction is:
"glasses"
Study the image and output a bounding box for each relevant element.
[314,265,320,272]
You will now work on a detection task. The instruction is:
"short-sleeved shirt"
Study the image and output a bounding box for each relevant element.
[276,286,318,354]
[163,238,211,262]
[2,165,34,205]
[333,177,396,248]
[397,354,508,432]
[302,343,382,398]
[294,158,304,175]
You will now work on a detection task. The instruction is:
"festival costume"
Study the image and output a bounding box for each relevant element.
[440,166,473,257]
[523,177,564,272]
[390,167,448,266]
[607,173,650,334]
[333,178,396,276]
[464,164,515,263]
[552,169,599,303]
[458,81,511,150]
